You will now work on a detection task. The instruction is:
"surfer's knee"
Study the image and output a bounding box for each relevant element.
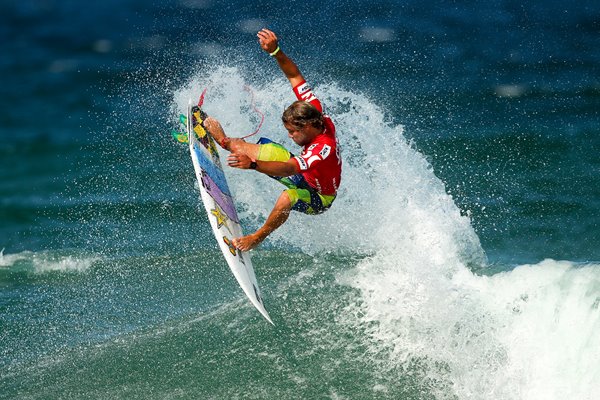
[277,190,293,211]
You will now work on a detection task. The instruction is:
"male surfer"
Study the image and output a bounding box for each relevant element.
[203,28,341,251]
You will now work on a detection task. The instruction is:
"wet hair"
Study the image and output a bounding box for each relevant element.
[281,101,324,131]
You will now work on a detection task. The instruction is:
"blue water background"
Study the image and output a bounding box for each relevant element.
[1,0,599,398]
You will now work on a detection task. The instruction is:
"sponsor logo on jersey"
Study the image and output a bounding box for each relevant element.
[295,156,308,170]
[296,82,317,103]
[297,82,310,94]
[319,144,331,159]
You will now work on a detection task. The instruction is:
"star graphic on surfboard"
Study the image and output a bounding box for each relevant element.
[211,206,228,229]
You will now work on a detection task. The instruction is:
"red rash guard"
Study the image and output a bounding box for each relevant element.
[291,81,342,196]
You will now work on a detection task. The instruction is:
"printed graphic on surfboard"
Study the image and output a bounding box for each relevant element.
[186,102,273,324]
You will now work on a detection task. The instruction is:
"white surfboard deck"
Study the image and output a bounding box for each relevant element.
[186,102,273,325]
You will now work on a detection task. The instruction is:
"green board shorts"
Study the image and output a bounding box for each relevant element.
[256,138,336,215]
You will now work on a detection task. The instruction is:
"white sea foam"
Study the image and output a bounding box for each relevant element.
[173,67,599,399]
[342,255,600,400]
[0,249,98,273]
[0,248,30,267]
[32,254,99,273]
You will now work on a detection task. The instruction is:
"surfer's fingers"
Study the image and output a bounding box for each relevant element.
[265,29,277,40]
[226,154,237,165]
[227,154,243,168]
[228,153,251,169]
[259,28,276,37]
[231,238,245,251]
[257,29,277,45]
[257,34,270,50]
[257,30,269,41]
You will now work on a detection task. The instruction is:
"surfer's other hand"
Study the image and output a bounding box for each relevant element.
[227,152,252,169]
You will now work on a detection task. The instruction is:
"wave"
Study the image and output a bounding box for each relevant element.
[170,66,599,399]
[340,257,600,399]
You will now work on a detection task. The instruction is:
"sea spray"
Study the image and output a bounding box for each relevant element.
[173,67,600,399]
[173,67,485,261]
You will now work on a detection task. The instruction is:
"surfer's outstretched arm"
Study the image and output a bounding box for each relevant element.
[257,29,304,88]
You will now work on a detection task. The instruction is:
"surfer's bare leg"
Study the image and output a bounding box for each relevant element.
[204,117,260,160]
[233,191,292,251]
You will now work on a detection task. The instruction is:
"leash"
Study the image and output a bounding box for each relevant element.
[197,86,264,140]
[239,85,265,140]
[197,87,208,107]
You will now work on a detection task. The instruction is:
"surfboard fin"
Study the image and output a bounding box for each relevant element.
[171,130,188,143]
[173,108,211,145]
[172,110,204,144]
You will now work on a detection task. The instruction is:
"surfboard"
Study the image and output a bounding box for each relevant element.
[186,102,273,325]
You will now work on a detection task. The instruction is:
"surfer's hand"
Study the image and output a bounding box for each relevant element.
[227,152,252,169]
[257,28,278,54]
[233,234,262,252]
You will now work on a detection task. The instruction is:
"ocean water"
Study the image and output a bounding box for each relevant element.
[1,0,599,399]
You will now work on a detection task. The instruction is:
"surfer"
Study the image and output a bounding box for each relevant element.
[204,28,341,251]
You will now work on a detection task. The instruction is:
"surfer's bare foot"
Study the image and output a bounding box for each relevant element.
[233,234,264,252]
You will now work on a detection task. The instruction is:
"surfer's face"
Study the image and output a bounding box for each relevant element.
[284,122,318,147]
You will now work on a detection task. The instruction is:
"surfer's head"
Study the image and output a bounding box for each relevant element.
[281,101,324,132]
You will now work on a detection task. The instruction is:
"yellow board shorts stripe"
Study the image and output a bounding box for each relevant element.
[257,142,291,162]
